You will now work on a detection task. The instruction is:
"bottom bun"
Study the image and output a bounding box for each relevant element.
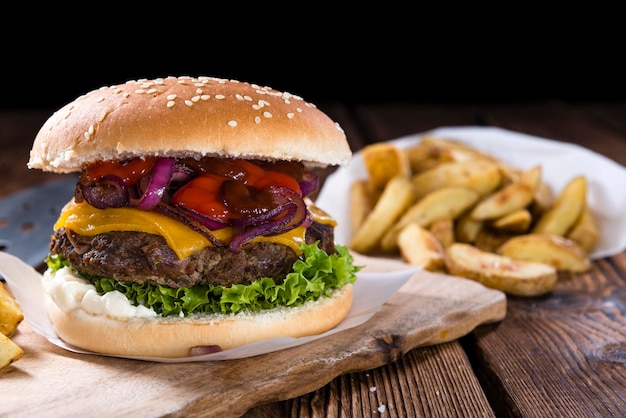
[46,283,353,358]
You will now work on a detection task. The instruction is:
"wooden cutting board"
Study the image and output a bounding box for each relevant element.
[2,269,506,417]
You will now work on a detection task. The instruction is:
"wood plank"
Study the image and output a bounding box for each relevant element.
[1,265,505,417]
[351,103,480,147]
[478,101,626,166]
[0,110,73,196]
[248,342,496,417]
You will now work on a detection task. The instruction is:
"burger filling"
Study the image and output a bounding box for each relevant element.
[47,156,359,317]
[50,221,335,288]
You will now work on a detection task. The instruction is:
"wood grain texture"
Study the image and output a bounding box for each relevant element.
[2,270,505,417]
[248,342,497,418]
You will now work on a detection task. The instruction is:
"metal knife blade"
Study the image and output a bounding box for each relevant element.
[0,177,77,269]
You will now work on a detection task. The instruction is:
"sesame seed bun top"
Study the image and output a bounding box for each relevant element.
[28,76,351,173]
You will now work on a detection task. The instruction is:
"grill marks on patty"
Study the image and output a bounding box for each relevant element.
[50,221,336,288]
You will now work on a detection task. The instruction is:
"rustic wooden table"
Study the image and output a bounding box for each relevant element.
[1,101,625,417]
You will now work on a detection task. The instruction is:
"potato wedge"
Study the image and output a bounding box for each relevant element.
[531,181,554,216]
[566,204,599,252]
[496,234,591,272]
[380,186,480,252]
[361,143,410,190]
[429,219,455,248]
[470,165,541,221]
[350,176,415,254]
[0,282,24,338]
[445,243,557,297]
[474,229,515,253]
[398,223,446,271]
[490,208,532,233]
[406,136,500,171]
[455,212,483,243]
[411,160,502,200]
[349,179,376,233]
[532,176,586,236]
[0,332,23,370]
[405,138,453,174]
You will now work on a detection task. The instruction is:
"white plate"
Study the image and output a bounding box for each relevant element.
[317,126,626,260]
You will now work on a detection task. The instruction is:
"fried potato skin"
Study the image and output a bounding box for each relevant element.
[348,137,598,293]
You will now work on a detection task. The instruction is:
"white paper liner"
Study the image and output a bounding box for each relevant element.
[317,126,626,259]
[0,251,417,363]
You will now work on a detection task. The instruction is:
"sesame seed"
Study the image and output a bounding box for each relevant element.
[88,125,95,135]
[191,96,200,102]
[185,100,193,106]
[83,132,90,140]
[236,94,244,101]
[228,120,237,127]
[215,95,225,100]
[96,97,105,103]
[287,113,294,119]
[135,89,146,94]
[244,95,252,101]
[167,101,175,108]
[263,111,272,118]
[254,116,261,124]
[296,108,303,113]
[200,95,210,100]
[196,88,203,94]
[167,94,177,100]
[147,88,157,94]
[123,92,130,98]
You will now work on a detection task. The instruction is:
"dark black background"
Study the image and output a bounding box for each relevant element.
[5,53,623,110]
[3,13,623,109]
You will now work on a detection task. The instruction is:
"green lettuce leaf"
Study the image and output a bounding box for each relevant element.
[46,242,360,317]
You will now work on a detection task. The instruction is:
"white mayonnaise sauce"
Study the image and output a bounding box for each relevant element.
[43,267,157,319]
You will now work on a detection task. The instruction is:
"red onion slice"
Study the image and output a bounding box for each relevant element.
[77,175,129,209]
[131,158,175,210]
[189,345,223,356]
[156,203,228,247]
[299,169,319,197]
[229,186,308,252]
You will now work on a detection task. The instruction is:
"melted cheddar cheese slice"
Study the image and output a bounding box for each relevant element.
[54,200,335,260]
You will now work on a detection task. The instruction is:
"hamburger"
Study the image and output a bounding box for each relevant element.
[28,76,359,358]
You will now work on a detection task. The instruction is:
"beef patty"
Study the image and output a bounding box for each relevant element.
[50,221,336,288]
